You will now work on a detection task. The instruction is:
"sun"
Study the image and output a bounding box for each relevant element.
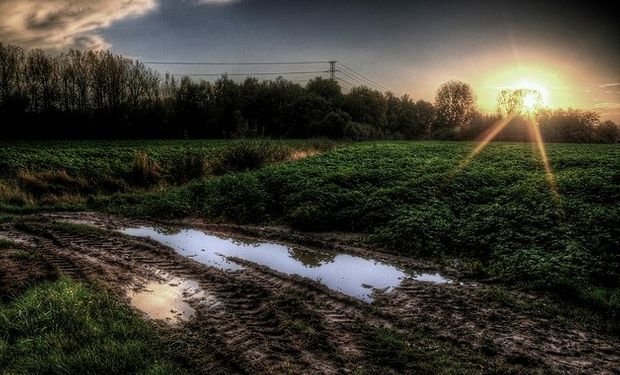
[521,89,544,114]
[496,82,547,117]
[515,80,548,106]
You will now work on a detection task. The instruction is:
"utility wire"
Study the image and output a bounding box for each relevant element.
[337,69,384,91]
[143,60,329,66]
[169,70,328,77]
[339,62,389,91]
[147,59,391,92]
[335,77,355,86]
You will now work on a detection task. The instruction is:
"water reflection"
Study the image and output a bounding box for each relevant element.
[122,226,453,302]
[127,277,205,322]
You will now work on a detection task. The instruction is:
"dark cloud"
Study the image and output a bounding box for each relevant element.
[0,0,158,50]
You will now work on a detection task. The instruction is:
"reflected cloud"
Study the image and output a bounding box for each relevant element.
[0,0,158,50]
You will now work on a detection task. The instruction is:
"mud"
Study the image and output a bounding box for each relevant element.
[1,211,618,374]
[127,273,209,322]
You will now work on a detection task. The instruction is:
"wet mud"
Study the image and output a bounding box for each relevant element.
[0,211,617,374]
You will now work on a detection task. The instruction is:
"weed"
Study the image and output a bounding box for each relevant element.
[131,150,161,186]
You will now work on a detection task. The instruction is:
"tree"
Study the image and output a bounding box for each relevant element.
[306,77,343,103]
[497,88,544,117]
[435,80,476,129]
[593,120,619,143]
[344,86,387,130]
[0,43,25,107]
[537,109,599,143]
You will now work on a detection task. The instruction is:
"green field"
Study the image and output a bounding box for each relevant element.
[1,140,619,329]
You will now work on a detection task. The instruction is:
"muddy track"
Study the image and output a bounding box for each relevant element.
[1,213,619,374]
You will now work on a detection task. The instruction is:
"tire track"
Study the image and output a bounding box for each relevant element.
[4,220,356,374]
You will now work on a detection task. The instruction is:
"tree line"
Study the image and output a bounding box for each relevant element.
[1,43,617,142]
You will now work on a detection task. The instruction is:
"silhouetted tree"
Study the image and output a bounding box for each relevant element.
[435,80,476,132]
[0,44,615,142]
[593,120,619,143]
[537,109,599,143]
[497,88,544,117]
[344,86,387,132]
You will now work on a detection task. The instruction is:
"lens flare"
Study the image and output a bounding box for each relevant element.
[448,113,563,217]
[451,114,516,175]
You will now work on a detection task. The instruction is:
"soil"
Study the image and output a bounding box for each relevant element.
[0,211,618,374]
[0,240,58,301]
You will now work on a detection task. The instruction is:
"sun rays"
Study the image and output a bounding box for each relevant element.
[450,112,564,216]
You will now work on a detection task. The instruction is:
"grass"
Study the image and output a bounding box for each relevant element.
[0,139,339,211]
[0,278,186,374]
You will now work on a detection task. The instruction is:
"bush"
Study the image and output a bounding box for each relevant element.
[199,173,271,224]
[211,140,291,174]
[369,203,454,256]
[166,149,207,183]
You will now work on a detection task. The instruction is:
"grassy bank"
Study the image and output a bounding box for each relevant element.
[0,139,337,212]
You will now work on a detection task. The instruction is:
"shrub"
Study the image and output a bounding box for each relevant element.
[211,140,291,174]
[166,149,207,183]
[199,173,271,224]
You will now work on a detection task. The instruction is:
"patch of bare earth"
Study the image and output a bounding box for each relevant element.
[0,212,618,374]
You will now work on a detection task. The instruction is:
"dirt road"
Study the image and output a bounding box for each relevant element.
[1,212,617,374]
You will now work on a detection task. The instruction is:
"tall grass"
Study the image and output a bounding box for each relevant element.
[131,150,161,187]
[0,278,185,374]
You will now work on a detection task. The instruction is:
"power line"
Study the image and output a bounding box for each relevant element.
[338,62,389,91]
[143,60,330,66]
[335,77,355,86]
[337,69,385,91]
[339,62,387,90]
[168,70,328,77]
[148,58,391,92]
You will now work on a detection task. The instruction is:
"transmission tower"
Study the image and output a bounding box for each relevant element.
[328,61,337,80]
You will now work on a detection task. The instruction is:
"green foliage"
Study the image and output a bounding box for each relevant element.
[210,139,291,174]
[165,149,207,184]
[0,139,337,210]
[0,278,185,374]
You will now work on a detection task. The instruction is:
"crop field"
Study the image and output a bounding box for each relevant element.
[1,140,618,374]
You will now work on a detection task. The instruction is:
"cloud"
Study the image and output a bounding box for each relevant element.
[0,0,158,50]
[597,83,620,88]
[593,102,620,110]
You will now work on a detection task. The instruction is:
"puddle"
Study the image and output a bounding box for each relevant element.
[121,226,453,302]
[127,277,205,322]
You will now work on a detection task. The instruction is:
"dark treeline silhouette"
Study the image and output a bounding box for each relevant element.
[1,44,618,142]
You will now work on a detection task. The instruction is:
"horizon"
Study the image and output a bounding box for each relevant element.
[1,0,618,122]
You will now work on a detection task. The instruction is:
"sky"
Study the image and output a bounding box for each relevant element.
[1,0,618,121]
